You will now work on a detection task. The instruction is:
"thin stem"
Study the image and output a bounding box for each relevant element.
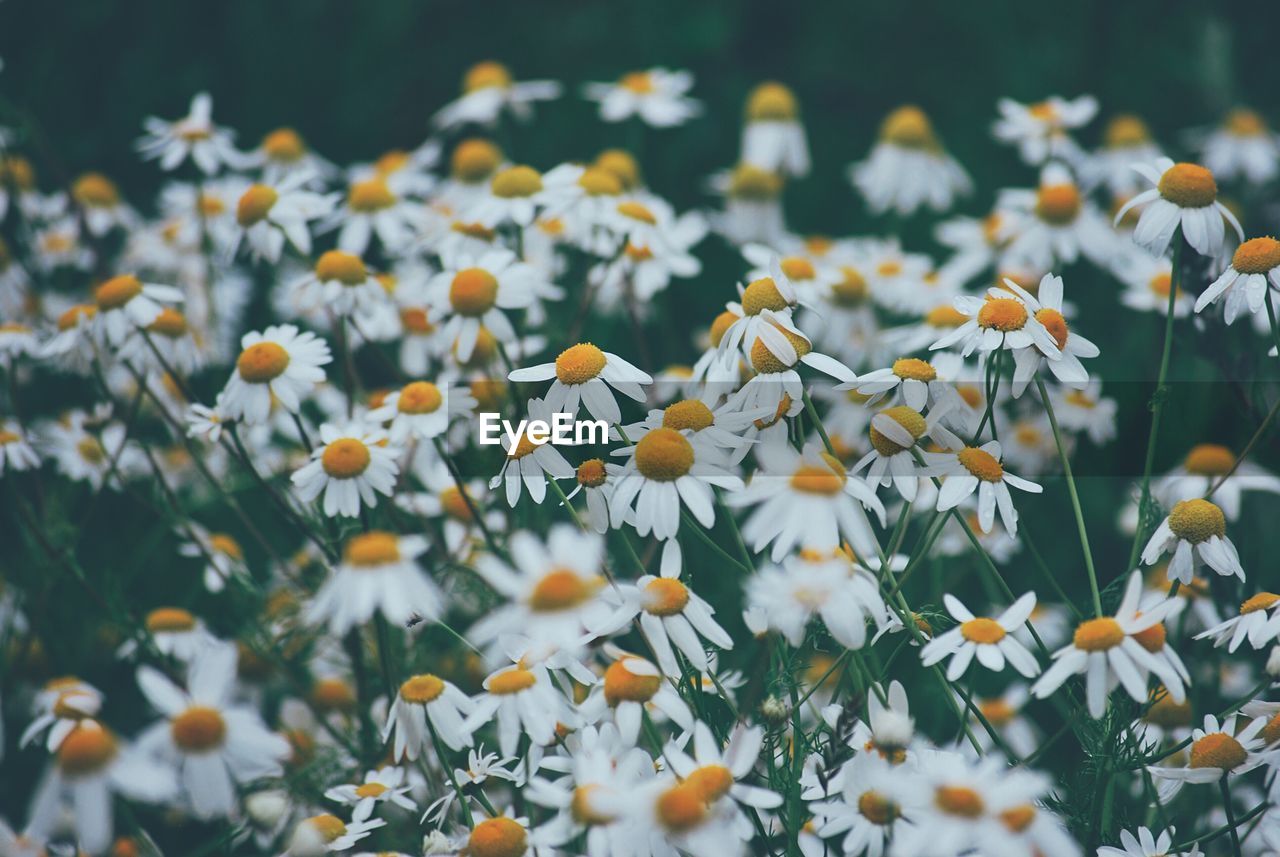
[1220,776,1244,857]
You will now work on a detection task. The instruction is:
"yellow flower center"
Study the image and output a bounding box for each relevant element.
[926,305,969,328]
[645,578,690,616]
[171,706,226,752]
[571,785,615,825]
[262,127,305,161]
[491,165,543,198]
[57,724,118,776]
[452,220,498,241]
[656,783,709,832]
[634,427,695,481]
[77,436,105,464]
[310,678,356,712]
[1167,499,1226,543]
[1232,236,1280,275]
[685,764,734,801]
[977,297,1028,332]
[1001,805,1037,833]
[348,177,396,212]
[464,61,512,92]
[741,277,789,316]
[1242,593,1280,614]
[1148,272,1175,298]
[148,308,188,338]
[529,569,599,612]
[780,256,816,281]
[1073,617,1125,652]
[595,149,641,190]
[957,446,1005,482]
[308,815,348,844]
[1190,733,1247,770]
[321,438,372,479]
[452,138,503,182]
[237,341,291,384]
[708,310,740,348]
[401,307,435,334]
[1145,687,1192,729]
[237,184,278,226]
[880,105,936,149]
[1158,163,1217,208]
[1035,184,1082,225]
[210,533,243,560]
[1225,108,1266,137]
[568,461,605,491]
[869,406,927,456]
[488,668,537,696]
[555,343,607,384]
[354,782,387,798]
[73,173,120,207]
[577,167,623,196]
[892,357,936,382]
[663,399,715,432]
[747,82,798,121]
[750,324,810,374]
[979,698,1016,727]
[604,659,661,705]
[0,430,18,446]
[398,381,444,414]
[935,786,985,818]
[1184,443,1235,476]
[858,790,899,825]
[790,454,847,496]
[145,607,196,633]
[1033,307,1069,350]
[620,71,655,93]
[616,200,657,225]
[344,531,400,566]
[960,617,1006,644]
[315,250,368,285]
[400,673,445,704]
[1133,621,1167,653]
[728,163,783,200]
[58,304,96,330]
[1104,114,1151,148]
[450,267,499,316]
[95,274,143,310]
[832,267,869,306]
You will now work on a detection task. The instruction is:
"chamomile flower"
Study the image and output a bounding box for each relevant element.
[731,320,856,415]
[19,677,103,753]
[248,126,337,184]
[1086,115,1164,195]
[1098,827,1197,857]
[468,164,548,228]
[368,380,473,444]
[384,673,478,758]
[1140,498,1244,584]
[927,440,1042,535]
[325,766,416,822]
[90,273,183,347]
[1113,250,1193,317]
[579,650,692,745]
[135,644,290,819]
[993,95,1097,166]
[1031,572,1186,718]
[432,61,561,130]
[583,68,701,127]
[136,92,243,174]
[744,552,889,650]
[1194,236,1280,322]
[1148,714,1269,793]
[711,162,787,246]
[177,524,248,593]
[1047,381,1118,446]
[284,814,385,856]
[220,324,331,424]
[330,172,421,256]
[307,531,441,634]
[71,172,135,236]
[1155,443,1280,521]
[929,285,1063,366]
[428,248,536,362]
[609,426,743,541]
[467,661,579,756]
[853,356,959,412]
[920,593,1040,680]
[232,172,337,263]
[0,420,39,473]
[741,81,809,177]
[665,722,782,819]
[508,342,651,424]
[1114,158,1243,257]
[998,163,1115,270]
[1201,108,1280,183]
[852,105,971,216]
[807,750,907,857]
[141,606,219,661]
[289,250,385,317]
[291,423,400,519]
[1194,592,1280,653]
[488,397,575,507]
[853,404,962,503]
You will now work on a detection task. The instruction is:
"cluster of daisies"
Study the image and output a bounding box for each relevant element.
[3,58,1280,857]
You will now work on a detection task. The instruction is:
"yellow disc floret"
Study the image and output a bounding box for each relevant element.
[237,341,290,383]
[1232,236,1280,275]
[73,173,120,207]
[95,274,142,310]
[644,578,690,616]
[1158,163,1217,208]
[892,358,936,382]
[452,138,503,182]
[747,82,798,121]
[1167,499,1226,544]
[741,277,789,316]
[934,786,985,818]
[145,607,197,633]
[348,177,396,212]
[398,381,444,414]
[959,617,1005,644]
[603,659,661,705]
[464,61,513,92]
[450,267,499,316]
[555,343,607,384]
[577,458,608,488]
[881,105,936,149]
[321,438,372,479]
[57,724,118,776]
[344,531,400,566]
[869,406,927,456]
[977,297,1028,332]
[1073,617,1124,652]
[529,569,599,612]
[1189,732,1247,770]
[315,250,368,285]
[171,706,227,752]
[237,184,278,226]
[488,668,537,695]
[663,399,715,432]
[399,674,445,704]
[491,165,543,198]
[1035,184,1082,225]
[634,428,694,481]
[957,446,1004,482]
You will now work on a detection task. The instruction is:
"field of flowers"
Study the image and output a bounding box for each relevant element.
[3,4,1280,857]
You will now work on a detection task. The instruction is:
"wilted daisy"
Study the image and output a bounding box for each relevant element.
[220,324,331,424]
[291,423,400,518]
[135,644,290,819]
[993,94,1097,166]
[432,61,561,130]
[428,248,536,362]
[1114,158,1243,257]
[508,342,651,424]
[0,420,39,474]
[232,172,337,263]
[1140,498,1243,584]
[920,593,1040,680]
[384,673,478,758]
[1194,592,1280,653]
[307,531,441,634]
[1201,108,1280,183]
[744,551,889,650]
[852,105,970,216]
[609,426,743,541]
[1031,572,1186,718]
[583,68,701,127]
[325,766,416,822]
[1194,235,1280,322]
[853,404,962,502]
[90,273,183,347]
[136,92,242,174]
[579,650,692,745]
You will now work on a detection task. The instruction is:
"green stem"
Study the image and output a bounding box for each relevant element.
[1220,776,1244,857]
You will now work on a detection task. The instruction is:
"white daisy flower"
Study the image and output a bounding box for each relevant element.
[90,273,183,347]
[1194,592,1280,653]
[289,250,385,317]
[744,551,889,650]
[384,673,478,758]
[924,440,1043,535]
[467,164,549,228]
[1194,236,1280,322]
[233,171,338,263]
[992,94,1097,166]
[853,404,962,503]
[325,766,416,822]
[291,423,400,519]
[664,721,783,819]
[70,172,136,236]
[283,813,386,856]
[1114,158,1243,257]
[432,61,561,130]
[307,531,442,634]
[177,524,248,593]
[622,393,768,462]
[578,650,692,745]
[1098,827,1199,857]
[368,380,474,445]
[583,68,701,128]
[920,592,1041,680]
[807,750,906,857]
[709,162,787,246]
[140,606,219,662]
[1085,115,1165,195]
[488,397,576,507]
[0,420,39,473]
[1031,572,1186,718]
[1140,498,1243,584]
[741,81,809,177]
[19,677,103,753]
[247,126,338,185]
[852,105,971,216]
[136,92,243,174]
[1148,714,1269,794]
[1156,443,1280,521]
[997,163,1115,271]
[221,324,331,424]
[564,457,622,533]
[508,342,651,424]
[1047,380,1117,446]
[1113,250,1193,317]
[1201,108,1280,184]
[329,172,422,256]
[466,661,579,757]
[427,248,536,363]
[135,644,290,819]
